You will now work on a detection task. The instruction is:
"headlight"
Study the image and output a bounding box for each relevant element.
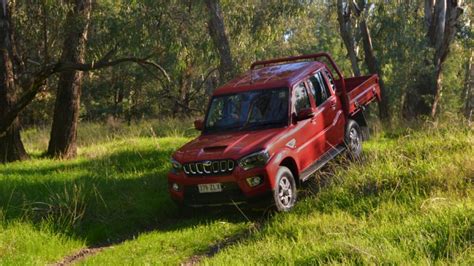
[238,150,271,170]
[170,158,182,172]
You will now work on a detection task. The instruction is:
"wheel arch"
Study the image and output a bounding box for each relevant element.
[349,110,367,128]
[279,156,300,185]
[349,110,370,140]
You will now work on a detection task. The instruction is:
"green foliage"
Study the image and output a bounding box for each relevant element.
[11,1,471,125]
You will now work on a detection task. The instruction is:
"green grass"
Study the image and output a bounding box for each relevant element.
[0,120,472,264]
[0,134,250,264]
[21,118,196,154]
[203,125,474,264]
[82,221,247,265]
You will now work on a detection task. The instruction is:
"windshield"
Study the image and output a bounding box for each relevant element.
[205,88,289,133]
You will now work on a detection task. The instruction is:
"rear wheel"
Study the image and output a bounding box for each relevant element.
[345,120,362,160]
[273,166,297,212]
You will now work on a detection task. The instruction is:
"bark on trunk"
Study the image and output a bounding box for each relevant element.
[205,0,234,84]
[338,0,387,119]
[359,17,390,120]
[337,0,361,77]
[463,54,473,119]
[405,0,463,118]
[430,65,443,117]
[430,0,463,117]
[0,0,28,163]
[47,0,91,159]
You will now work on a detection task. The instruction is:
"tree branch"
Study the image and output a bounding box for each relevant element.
[190,67,218,98]
[0,56,170,136]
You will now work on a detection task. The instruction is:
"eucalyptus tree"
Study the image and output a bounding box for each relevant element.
[47,0,92,159]
[0,0,28,162]
[0,0,167,162]
[424,0,464,117]
[205,0,234,84]
[336,0,389,120]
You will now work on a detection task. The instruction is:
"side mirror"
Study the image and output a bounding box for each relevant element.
[296,108,315,121]
[194,119,204,131]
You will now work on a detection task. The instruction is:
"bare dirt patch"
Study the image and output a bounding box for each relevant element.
[53,247,109,266]
[181,223,261,266]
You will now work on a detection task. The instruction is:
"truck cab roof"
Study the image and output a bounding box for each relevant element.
[213,61,325,96]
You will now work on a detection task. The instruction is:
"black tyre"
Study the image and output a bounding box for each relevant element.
[345,119,362,160]
[273,166,297,212]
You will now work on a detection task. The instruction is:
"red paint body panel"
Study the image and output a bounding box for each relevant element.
[335,75,381,115]
[167,53,381,206]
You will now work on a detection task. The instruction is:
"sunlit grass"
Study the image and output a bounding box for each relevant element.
[203,124,473,264]
[1,119,472,264]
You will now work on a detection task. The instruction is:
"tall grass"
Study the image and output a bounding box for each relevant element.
[0,121,249,264]
[1,117,472,264]
[21,117,197,154]
[203,121,473,264]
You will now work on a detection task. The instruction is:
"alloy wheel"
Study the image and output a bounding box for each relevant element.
[278,176,293,207]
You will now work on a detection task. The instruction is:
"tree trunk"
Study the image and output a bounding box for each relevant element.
[337,0,361,77]
[0,0,28,163]
[430,0,463,117]
[405,0,463,118]
[205,0,234,84]
[430,65,443,117]
[358,8,390,120]
[463,54,473,120]
[47,0,91,159]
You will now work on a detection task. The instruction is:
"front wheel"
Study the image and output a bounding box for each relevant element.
[273,166,297,212]
[345,119,362,160]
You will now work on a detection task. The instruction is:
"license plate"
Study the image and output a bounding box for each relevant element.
[198,183,222,193]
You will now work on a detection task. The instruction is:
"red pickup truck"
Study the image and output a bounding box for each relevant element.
[168,53,381,211]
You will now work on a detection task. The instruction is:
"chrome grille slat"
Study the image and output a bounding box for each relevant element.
[196,163,203,174]
[220,161,227,172]
[183,164,190,174]
[183,159,235,177]
[190,163,196,174]
[212,161,219,173]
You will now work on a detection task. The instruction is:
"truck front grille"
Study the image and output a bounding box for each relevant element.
[183,159,235,177]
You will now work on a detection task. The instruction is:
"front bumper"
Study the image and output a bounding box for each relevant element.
[167,167,273,206]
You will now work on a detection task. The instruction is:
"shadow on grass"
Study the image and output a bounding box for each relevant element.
[0,147,267,247]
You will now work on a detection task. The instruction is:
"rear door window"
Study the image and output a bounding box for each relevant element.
[324,70,336,93]
[294,82,311,113]
[308,72,332,106]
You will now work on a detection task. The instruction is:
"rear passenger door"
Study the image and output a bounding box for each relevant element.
[322,69,345,146]
[292,82,319,170]
[307,70,338,153]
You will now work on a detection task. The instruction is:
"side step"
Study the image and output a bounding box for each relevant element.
[300,145,345,182]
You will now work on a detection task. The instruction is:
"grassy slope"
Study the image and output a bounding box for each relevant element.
[0,121,472,264]
[204,126,474,264]
[0,135,249,264]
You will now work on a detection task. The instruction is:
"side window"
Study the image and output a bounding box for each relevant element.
[294,82,311,113]
[324,70,336,92]
[308,72,332,106]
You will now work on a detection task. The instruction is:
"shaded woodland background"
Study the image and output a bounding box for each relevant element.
[0,0,472,163]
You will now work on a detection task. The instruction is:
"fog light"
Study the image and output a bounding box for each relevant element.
[171,183,180,191]
[246,176,263,187]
